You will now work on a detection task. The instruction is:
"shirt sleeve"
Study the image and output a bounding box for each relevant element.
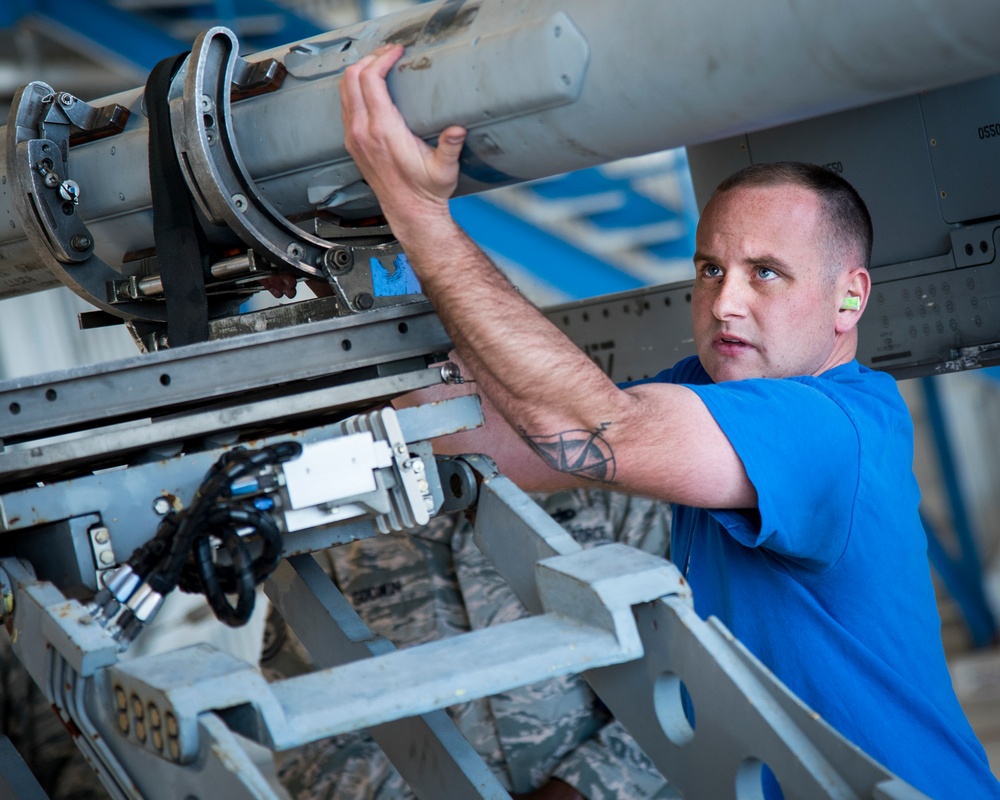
[686,377,861,571]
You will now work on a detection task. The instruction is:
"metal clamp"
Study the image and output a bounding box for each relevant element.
[172,27,409,315]
[4,82,167,322]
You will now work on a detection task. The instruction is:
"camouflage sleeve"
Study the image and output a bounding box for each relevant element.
[531,490,675,799]
[324,514,471,647]
[533,489,671,559]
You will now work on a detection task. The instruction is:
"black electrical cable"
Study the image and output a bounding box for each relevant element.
[117,441,302,628]
[195,528,256,627]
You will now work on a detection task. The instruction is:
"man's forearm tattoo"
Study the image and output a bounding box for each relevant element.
[520,423,617,483]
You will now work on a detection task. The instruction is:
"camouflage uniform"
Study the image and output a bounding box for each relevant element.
[273,489,675,800]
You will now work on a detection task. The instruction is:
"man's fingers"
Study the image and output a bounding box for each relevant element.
[340,45,397,134]
[435,125,468,167]
[370,43,405,76]
[341,44,408,163]
[340,57,369,131]
[339,40,461,212]
[260,273,298,299]
[356,44,406,123]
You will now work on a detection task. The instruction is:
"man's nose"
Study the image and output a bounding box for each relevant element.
[712,275,750,319]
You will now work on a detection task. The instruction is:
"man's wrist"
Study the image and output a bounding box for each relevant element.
[383,200,459,254]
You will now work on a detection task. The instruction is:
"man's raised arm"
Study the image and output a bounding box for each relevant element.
[341,45,754,510]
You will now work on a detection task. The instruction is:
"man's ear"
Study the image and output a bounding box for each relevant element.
[835,268,871,334]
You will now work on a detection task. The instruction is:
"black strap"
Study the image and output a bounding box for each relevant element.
[146,53,211,347]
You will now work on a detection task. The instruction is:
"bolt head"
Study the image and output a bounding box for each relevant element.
[152,497,171,516]
[324,247,353,273]
[71,235,93,252]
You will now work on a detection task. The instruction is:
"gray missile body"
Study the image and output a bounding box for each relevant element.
[1,0,999,314]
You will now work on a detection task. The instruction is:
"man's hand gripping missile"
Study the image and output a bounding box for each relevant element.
[341,44,468,247]
[337,42,639,494]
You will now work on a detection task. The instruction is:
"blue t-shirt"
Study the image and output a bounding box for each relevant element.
[627,355,998,799]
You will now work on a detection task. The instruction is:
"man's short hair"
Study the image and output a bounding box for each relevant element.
[714,162,873,272]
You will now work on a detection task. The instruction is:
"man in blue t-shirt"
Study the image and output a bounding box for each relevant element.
[337,45,1000,799]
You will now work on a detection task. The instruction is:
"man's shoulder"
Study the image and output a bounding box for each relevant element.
[619,354,710,389]
[796,360,908,417]
[685,360,910,453]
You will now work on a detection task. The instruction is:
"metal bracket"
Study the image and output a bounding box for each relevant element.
[172,27,407,315]
[536,543,691,657]
[5,86,95,265]
[4,81,167,323]
[950,220,998,268]
[326,406,439,532]
[89,524,118,577]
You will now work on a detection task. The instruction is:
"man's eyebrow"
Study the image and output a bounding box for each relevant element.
[693,251,791,271]
[746,254,791,271]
